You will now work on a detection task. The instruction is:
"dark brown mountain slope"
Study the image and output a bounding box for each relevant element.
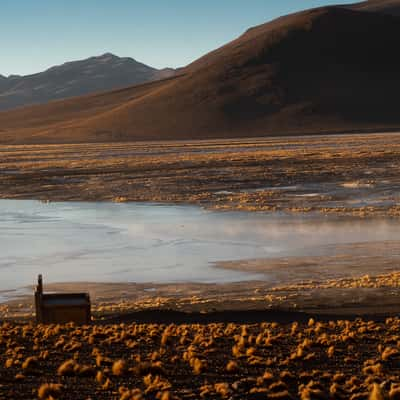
[0,53,175,111]
[349,0,400,15]
[1,5,400,144]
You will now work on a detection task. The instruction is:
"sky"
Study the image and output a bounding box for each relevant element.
[1,0,357,77]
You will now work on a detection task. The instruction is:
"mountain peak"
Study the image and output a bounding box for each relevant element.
[96,52,120,60]
[92,52,140,65]
[99,52,117,57]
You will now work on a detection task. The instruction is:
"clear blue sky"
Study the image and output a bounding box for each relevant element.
[2,0,356,76]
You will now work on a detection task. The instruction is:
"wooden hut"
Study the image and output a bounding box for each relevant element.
[34,275,91,324]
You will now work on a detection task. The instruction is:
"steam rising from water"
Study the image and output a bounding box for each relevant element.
[0,200,399,296]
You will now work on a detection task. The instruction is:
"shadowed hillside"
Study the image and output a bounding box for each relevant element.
[1,5,400,143]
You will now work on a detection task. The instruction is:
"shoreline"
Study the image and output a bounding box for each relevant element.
[3,263,400,322]
[2,219,400,321]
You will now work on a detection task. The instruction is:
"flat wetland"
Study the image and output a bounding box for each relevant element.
[2,133,400,399]
[1,133,400,216]
[2,133,400,317]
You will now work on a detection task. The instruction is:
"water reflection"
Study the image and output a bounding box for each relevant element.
[0,200,399,293]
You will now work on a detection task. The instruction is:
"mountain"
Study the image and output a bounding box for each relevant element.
[1,4,400,144]
[0,53,175,111]
[349,0,400,15]
[0,74,9,91]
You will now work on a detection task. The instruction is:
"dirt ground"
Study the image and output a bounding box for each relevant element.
[1,133,400,217]
[2,317,400,399]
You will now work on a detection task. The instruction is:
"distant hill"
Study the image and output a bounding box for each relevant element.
[349,0,400,15]
[1,4,400,144]
[0,53,175,111]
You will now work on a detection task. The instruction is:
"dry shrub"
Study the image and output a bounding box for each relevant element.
[22,356,39,371]
[132,362,165,377]
[112,359,128,376]
[226,360,239,373]
[38,383,63,399]
[57,359,77,376]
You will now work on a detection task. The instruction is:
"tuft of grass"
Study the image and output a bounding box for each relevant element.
[369,383,386,400]
[112,359,127,376]
[38,383,63,399]
[57,359,77,376]
[226,360,239,373]
[22,356,39,371]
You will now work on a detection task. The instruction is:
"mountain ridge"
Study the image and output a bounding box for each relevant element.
[348,0,400,15]
[0,53,175,111]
